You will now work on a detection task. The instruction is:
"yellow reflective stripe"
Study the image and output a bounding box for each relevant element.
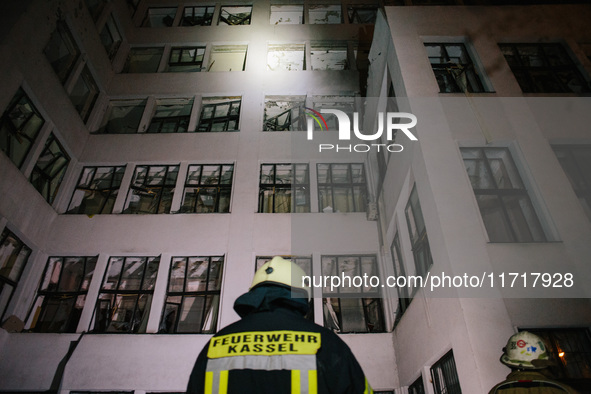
[204,371,214,394]
[364,378,373,394]
[219,370,229,394]
[308,369,318,394]
[291,370,301,394]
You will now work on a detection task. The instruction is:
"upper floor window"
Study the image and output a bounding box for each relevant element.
[321,255,384,333]
[409,376,426,394]
[124,165,179,214]
[181,164,234,213]
[29,133,70,205]
[94,256,159,333]
[309,5,342,24]
[85,0,108,22]
[263,96,306,131]
[166,47,206,72]
[100,99,146,134]
[100,14,122,61]
[552,145,591,221]
[425,43,486,93]
[181,6,214,26]
[197,97,241,132]
[311,42,349,70]
[160,256,224,334]
[461,147,546,242]
[44,22,80,83]
[141,7,177,27]
[147,98,194,133]
[405,185,433,277]
[218,6,252,25]
[270,5,303,24]
[69,66,99,122]
[0,88,45,168]
[317,163,367,213]
[259,164,310,213]
[267,44,305,71]
[347,5,377,24]
[431,350,462,394]
[29,256,97,333]
[0,228,32,320]
[391,231,411,328]
[499,43,589,93]
[208,45,247,72]
[123,47,164,73]
[67,166,126,214]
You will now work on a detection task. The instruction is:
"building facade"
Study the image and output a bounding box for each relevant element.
[0,0,590,393]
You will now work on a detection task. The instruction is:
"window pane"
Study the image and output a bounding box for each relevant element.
[123,48,163,73]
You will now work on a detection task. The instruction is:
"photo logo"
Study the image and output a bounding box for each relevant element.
[306,109,418,153]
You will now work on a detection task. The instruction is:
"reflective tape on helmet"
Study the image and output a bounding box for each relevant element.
[207,330,321,358]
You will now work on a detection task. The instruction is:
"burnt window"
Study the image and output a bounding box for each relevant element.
[425,43,486,93]
[95,256,159,333]
[263,96,306,131]
[124,165,179,214]
[308,5,342,24]
[44,22,81,83]
[321,255,384,333]
[197,98,241,132]
[347,5,377,24]
[123,47,164,73]
[218,6,252,25]
[0,88,45,168]
[405,185,433,277]
[431,350,462,394]
[29,134,70,205]
[166,47,206,72]
[267,44,305,71]
[99,99,147,134]
[29,256,97,333]
[259,164,310,213]
[181,6,214,26]
[67,166,126,214]
[311,43,349,70]
[317,163,367,213]
[147,98,194,133]
[181,164,234,213]
[499,43,589,93]
[270,5,303,24]
[160,256,224,333]
[0,229,32,320]
[141,7,177,27]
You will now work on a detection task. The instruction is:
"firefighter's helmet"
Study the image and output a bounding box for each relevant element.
[501,331,550,370]
[250,256,311,300]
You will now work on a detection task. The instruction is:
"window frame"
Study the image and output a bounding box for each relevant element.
[263,96,306,131]
[197,97,241,132]
[141,7,177,27]
[431,349,462,394]
[147,98,194,133]
[180,6,215,26]
[122,47,164,73]
[317,163,367,213]
[67,165,126,215]
[123,164,179,214]
[404,185,433,277]
[166,46,206,72]
[390,231,412,328]
[425,42,486,93]
[29,133,70,205]
[218,5,252,25]
[180,164,234,213]
[0,228,32,320]
[44,21,81,84]
[258,163,310,213]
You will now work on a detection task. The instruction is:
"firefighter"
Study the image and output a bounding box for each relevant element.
[488,331,578,393]
[187,256,373,394]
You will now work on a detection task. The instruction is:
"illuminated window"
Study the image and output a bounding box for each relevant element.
[263,96,306,131]
[267,44,305,71]
[270,5,303,24]
[311,43,349,70]
[208,45,247,72]
[308,5,342,24]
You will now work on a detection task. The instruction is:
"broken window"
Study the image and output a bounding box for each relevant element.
[208,45,247,72]
[347,5,377,24]
[141,7,177,27]
[552,145,591,221]
[94,256,159,333]
[124,165,179,214]
[100,14,122,61]
[181,6,214,26]
[409,376,426,394]
[29,134,70,205]
[425,43,486,93]
[69,66,99,122]
[308,5,342,24]
[525,328,591,387]
[267,44,305,71]
[181,164,234,213]
[431,350,462,394]
[160,256,223,333]
[270,5,303,24]
[259,164,310,213]
[166,47,206,72]
[67,166,126,214]
[0,88,45,168]
[218,6,252,25]
[390,231,412,329]
[461,148,547,242]
[405,185,433,277]
[312,96,356,130]
[99,99,146,134]
[321,255,384,333]
[499,43,589,93]
[122,47,164,73]
[311,43,349,70]
[197,97,241,132]
[147,98,194,133]
[317,163,367,213]
[263,96,306,131]
[28,256,97,333]
[44,22,81,84]
[0,228,32,320]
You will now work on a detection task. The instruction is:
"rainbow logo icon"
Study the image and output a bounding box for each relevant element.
[304,107,328,131]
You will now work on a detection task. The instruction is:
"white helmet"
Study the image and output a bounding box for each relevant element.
[501,331,550,370]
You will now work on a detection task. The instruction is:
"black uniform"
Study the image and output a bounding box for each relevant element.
[187,285,373,394]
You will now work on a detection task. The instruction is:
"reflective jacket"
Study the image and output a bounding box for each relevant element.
[187,286,373,394]
[488,370,579,394]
